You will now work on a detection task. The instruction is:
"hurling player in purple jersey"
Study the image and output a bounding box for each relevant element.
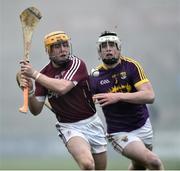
[90,31,164,170]
[19,31,107,170]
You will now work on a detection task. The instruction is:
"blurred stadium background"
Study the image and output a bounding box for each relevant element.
[0,0,180,170]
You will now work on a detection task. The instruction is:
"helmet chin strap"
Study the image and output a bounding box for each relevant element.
[102,57,119,65]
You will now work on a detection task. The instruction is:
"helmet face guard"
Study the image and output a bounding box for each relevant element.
[97,31,121,52]
[44,31,71,53]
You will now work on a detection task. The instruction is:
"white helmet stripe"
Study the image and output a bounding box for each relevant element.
[98,35,120,43]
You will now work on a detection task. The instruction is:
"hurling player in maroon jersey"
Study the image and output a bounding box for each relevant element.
[90,31,164,170]
[19,31,107,170]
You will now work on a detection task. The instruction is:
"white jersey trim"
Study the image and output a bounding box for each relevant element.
[36,96,46,102]
[64,55,81,81]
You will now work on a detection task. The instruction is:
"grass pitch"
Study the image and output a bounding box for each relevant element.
[0,156,179,170]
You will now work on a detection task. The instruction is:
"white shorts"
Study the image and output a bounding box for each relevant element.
[55,113,107,154]
[107,118,153,153]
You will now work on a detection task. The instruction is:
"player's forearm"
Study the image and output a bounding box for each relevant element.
[32,72,73,95]
[118,90,155,104]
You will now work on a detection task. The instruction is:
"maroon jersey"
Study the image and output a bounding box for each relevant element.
[35,55,96,123]
[90,56,150,133]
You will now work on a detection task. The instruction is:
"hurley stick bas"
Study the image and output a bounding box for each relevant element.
[16,72,54,113]
[19,7,42,113]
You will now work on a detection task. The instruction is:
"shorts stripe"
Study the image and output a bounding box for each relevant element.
[56,124,67,145]
[111,137,123,153]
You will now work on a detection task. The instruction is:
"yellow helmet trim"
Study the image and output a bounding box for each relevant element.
[44,31,70,52]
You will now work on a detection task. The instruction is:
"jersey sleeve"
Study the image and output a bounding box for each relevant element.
[89,75,97,95]
[35,80,47,102]
[62,58,88,83]
[130,60,149,88]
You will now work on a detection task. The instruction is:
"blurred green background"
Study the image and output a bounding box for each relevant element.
[0,0,180,170]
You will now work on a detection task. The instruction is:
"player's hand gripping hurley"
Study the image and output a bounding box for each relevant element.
[19,7,42,113]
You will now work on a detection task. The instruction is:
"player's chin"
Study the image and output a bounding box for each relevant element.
[59,56,69,63]
[51,56,66,63]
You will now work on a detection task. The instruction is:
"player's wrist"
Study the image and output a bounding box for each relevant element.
[32,71,41,81]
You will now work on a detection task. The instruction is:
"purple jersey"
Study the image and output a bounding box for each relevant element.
[90,56,149,133]
[35,55,96,123]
